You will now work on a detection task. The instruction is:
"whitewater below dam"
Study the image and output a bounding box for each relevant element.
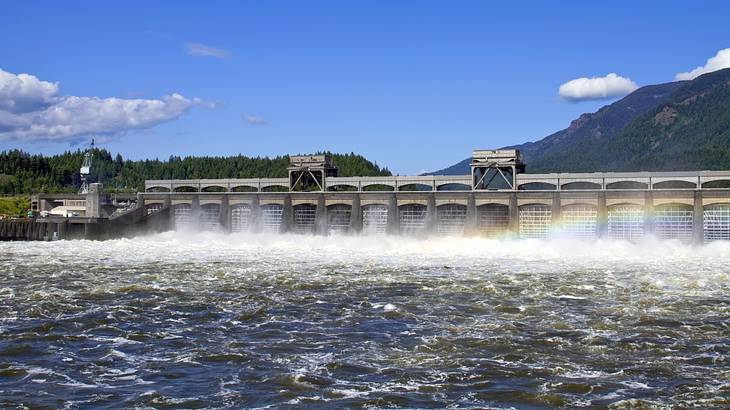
[0,234,729,408]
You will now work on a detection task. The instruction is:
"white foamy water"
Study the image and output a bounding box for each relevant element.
[0,233,728,408]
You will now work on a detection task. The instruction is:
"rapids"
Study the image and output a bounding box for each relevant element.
[0,233,728,408]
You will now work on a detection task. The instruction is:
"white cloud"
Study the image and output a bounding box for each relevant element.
[0,68,202,142]
[245,115,268,125]
[675,48,730,81]
[0,69,59,113]
[558,73,639,102]
[185,42,230,59]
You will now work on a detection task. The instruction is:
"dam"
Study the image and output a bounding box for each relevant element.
[13,149,730,243]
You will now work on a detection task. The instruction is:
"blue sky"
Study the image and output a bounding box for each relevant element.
[1,1,730,174]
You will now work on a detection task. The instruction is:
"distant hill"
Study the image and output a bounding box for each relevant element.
[0,150,391,195]
[428,68,730,174]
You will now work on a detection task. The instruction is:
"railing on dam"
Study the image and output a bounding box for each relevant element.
[144,170,730,193]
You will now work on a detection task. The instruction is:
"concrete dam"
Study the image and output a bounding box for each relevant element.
[12,149,730,243]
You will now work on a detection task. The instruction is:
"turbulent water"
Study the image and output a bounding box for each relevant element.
[1,234,729,409]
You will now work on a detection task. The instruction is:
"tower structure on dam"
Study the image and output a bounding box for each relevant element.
[138,148,730,244]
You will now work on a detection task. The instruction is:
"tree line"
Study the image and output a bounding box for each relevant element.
[0,149,392,194]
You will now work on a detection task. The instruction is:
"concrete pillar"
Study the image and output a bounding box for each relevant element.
[597,192,608,238]
[136,192,145,212]
[426,193,437,235]
[282,194,293,233]
[58,220,67,239]
[508,192,518,236]
[191,196,201,230]
[251,195,262,233]
[350,194,362,233]
[551,192,561,235]
[693,190,704,245]
[86,183,103,218]
[315,194,327,235]
[220,195,230,233]
[465,192,477,236]
[84,222,100,240]
[387,193,399,235]
[644,191,655,235]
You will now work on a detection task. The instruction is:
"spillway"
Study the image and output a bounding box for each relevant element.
[230,204,252,233]
[518,204,552,239]
[293,204,317,234]
[327,204,351,234]
[608,204,645,241]
[654,204,694,243]
[399,204,427,235]
[261,204,283,233]
[362,204,388,235]
[436,204,467,236]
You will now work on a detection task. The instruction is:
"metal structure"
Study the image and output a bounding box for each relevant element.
[79,139,95,194]
[471,149,525,190]
[288,155,338,192]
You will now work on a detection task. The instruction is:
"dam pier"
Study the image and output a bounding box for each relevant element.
[7,149,730,243]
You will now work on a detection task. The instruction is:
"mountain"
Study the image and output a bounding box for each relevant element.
[428,68,730,174]
[0,150,391,195]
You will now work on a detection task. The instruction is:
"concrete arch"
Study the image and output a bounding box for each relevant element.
[561,181,602,190]
[327,184,358,192]
[146,186,171,192]
[436,183,471,191]
[518,182,557,191]
[173,185,199,192]
[606,181,648,190]
[201,185,227,192]
[653,180,697,189]
[261,185,288,192]
[231,185,258,192]
[362,184,395,192]
[398,183,433,192]
[702,179,730,189]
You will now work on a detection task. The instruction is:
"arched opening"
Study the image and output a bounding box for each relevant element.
[477,204,509,236]
[561,181,602,191]
[146,186,171,193]
[231,185,258,193]
[518,182,557,191]
[230,204,253,233]
[260,204,283,233]
[560,204,597,239]
[606,181,648,190]
[362,204,388,235]
[201,186,227,193]
[261,185,289,193]
[518,204,552,239]
[173,203,193,230]
[702,180,730,189]
[145,203,164,215]
[654,203,693,243]
[173,186,199,193]
[293,204,317,234]
[327,184,358,192]
[398,183,433,192]
[436,183,471,192]
[653,180,696,189]
[703,203,730,241]
[399,204,427,235]
[436,204,467,235]
[327,204,352,233]
[362,184,394,192]
[200,204,221,231]
[607,204,644,242]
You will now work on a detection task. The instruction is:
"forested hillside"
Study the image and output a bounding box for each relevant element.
[0,150,391,194]
[428,68,730,174]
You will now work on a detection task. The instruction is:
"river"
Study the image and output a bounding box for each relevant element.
[0,233,728,408]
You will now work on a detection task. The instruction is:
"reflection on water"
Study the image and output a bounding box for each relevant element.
[0,233,728,408]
